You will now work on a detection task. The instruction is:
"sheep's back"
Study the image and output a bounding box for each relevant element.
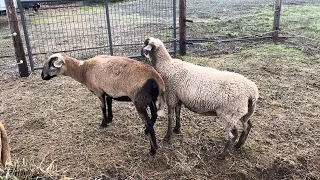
[84,56,163,98]
[165,59,257,114]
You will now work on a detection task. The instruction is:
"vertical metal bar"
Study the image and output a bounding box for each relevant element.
[273,0,282,41]
[173,0,177,55]
[105,0,113,55]
[17,0,34,71]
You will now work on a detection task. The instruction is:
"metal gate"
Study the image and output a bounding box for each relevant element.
[17,0,177,71]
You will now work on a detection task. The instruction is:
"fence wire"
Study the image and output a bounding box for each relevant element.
[186,0,275,41]
[20,1,109,68]
[281,0,320,41]
[108,0,176,57]
[0,5,16,59]
[0,3,30,77]
[16,0,176,69]
[2,0,319,73]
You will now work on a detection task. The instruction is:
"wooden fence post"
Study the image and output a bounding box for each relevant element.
[179,0,186,55]
[5,0,29,77]
[273,0,282,41]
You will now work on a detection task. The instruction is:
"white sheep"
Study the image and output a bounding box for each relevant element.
[140,37,259,159]
[41,53,166,155]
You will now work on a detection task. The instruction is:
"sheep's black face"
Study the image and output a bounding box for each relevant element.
[141,45,157,66]
[141,40,156,58]
[141,37,164,66]
[141,38,151,57]
[41,71,56,80]
[41,55,64,80]
[140,46,150,57]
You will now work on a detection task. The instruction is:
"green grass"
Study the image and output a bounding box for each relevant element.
[0,28,11,40]
[76,6,104,13]
[183,43,307,67]
[190,7,274,37]
[183,56,213,66]
[31,6,104,24]
[190,5,320,39]
[32,16,70,24]
[242,44,305,58]
[110,14,151,21]
[281,5,320,39]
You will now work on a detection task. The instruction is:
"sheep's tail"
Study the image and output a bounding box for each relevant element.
[156,90,166,117]
[0,122,12,167]
[245,88,259,120]
[153,77,166,117]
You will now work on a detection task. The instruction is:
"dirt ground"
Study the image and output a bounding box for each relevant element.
[1,39,319,179]
[0,0,320,179]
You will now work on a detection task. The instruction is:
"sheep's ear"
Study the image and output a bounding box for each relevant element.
[143,45,153,51]
[53,58,65,68]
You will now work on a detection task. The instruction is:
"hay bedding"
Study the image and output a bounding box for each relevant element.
[0,46,320,179]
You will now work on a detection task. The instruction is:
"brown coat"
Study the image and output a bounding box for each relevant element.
[0,122,12,167]
[60,55,165,101]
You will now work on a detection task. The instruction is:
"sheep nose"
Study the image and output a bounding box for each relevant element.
[41,71,47,80]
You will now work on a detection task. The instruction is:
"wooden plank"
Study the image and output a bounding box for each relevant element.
[5,0,29,77]
[179,0,186,55]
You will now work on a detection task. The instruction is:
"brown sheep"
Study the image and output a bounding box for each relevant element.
[0,122,12,167]
[41,53,166,155]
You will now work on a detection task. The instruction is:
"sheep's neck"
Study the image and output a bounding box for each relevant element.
[152,46,171,69]
[64,58,85,84]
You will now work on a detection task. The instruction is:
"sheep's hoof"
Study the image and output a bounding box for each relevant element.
[150,149,157,155]
[106,116,113,123]
[163,134,172,143]
[217,153,226,160]
[173,127,181,134]
[144,128,149,135]
[234,143,242,149]
[100,122,108,128]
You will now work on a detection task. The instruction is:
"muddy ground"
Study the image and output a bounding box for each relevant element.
[1,38,320,179]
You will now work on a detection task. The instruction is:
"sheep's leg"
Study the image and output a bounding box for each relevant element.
[235,100,255,149]
[106,97,113,123]
[235,119,252,149]
[150,101,158,125]
[173,101,182,134]
[218,125,238,160]
[145,101,157,135]
[136,105,158,155]
[134,80,158,155]
[163,106,175,142]
[99,95,108,127]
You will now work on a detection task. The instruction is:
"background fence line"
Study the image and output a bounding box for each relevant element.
[0,0,319,76]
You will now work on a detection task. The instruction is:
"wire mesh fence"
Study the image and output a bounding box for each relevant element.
[0,5,16,59]
[108,0,177,57]
[16,0,176,69]
[0,2,28,77]
[186,0,275,41]
[20,0,109,69]
[281,0,320,40]
[1,0,320,74]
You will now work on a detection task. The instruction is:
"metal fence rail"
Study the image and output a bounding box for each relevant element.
[16,0,177,70]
